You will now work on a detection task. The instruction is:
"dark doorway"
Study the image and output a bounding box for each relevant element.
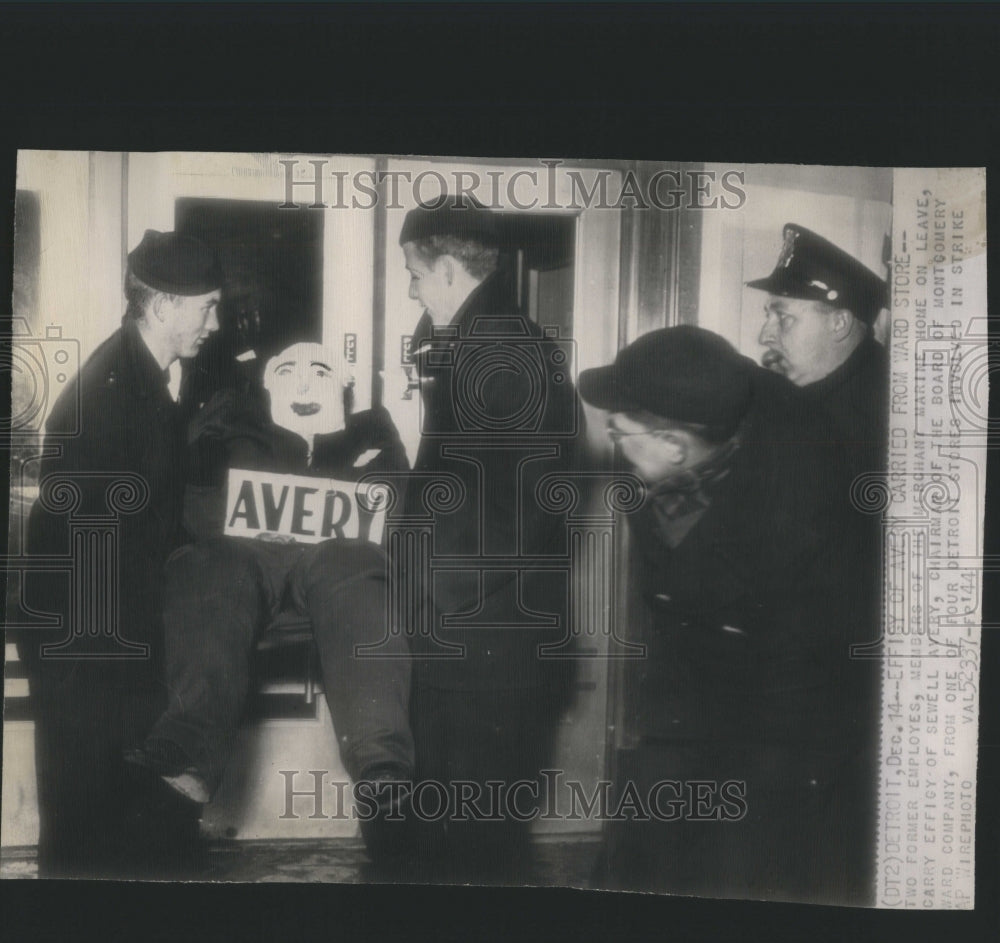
[497,213,576,339]
[7,190,43,471]
[175,197,324,399]
[13,190,41,331]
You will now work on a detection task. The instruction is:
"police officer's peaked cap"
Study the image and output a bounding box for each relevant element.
[399,195,501,248]
[745,223,889,324]
[578,325,753,438]
[128,230,222,295]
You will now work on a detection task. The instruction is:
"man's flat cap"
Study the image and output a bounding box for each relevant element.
[578,325,753,436]
[745,223,888,324]
[399,195,501,248]
[128,229,222,295]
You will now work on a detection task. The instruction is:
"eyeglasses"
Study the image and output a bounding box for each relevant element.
[606,425,673,443]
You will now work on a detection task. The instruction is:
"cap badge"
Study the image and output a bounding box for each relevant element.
[778,229,798,268]
[806,279,839,302]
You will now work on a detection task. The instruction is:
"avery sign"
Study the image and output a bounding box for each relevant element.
[223,469,387,545]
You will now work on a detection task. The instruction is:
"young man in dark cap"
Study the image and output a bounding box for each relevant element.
[398,197,579,882]
[581,326,878,905]
[20,230,221,877]
[747,223,890,475]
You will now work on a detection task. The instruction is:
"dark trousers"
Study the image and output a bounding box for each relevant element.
[148,537,413,792]
[600,739,875,905]
[27,664,172,878]
[409,683,562,884]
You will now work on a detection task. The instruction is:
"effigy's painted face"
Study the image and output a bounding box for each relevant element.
[264,342,344,440]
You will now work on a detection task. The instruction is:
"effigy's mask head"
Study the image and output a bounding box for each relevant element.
[263,342,345,440]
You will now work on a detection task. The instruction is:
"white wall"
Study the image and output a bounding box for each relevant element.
[15,150,124,367]
[697,163,893,357]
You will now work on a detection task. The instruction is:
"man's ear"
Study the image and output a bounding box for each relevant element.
[151,292,172,323]
[829,307,856,341]
[435,255,456,286]
[661,433,688,467]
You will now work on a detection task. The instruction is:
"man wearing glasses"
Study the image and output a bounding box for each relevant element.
[582,326,877,905]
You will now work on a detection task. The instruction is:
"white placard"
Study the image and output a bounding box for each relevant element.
[223,468,387,546]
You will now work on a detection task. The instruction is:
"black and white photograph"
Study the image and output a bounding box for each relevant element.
[1,150,986,911]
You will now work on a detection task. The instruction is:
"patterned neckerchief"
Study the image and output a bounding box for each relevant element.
[647,435,741,547]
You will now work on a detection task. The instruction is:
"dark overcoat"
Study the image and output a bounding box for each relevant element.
[18,318,189,874]
[608,366,880,904]
[403,273,580,692]
[22,318,187,672]
[800,333,889,478]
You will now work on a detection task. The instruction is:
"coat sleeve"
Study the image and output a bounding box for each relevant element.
[474,353,578,553]
[749,426,875,750]
[360,406,411,474]
[30,384,133,547]
[428,350,578,618]
[183,388,278,539]
[21,386,142,668]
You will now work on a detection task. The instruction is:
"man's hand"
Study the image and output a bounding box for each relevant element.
[253,532,297,544]
[353,448,383,467]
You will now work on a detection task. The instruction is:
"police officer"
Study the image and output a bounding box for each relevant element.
[748,223,890,476]
[582,326,877,905]
[748,227,888,898]
[20,230,221,877]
